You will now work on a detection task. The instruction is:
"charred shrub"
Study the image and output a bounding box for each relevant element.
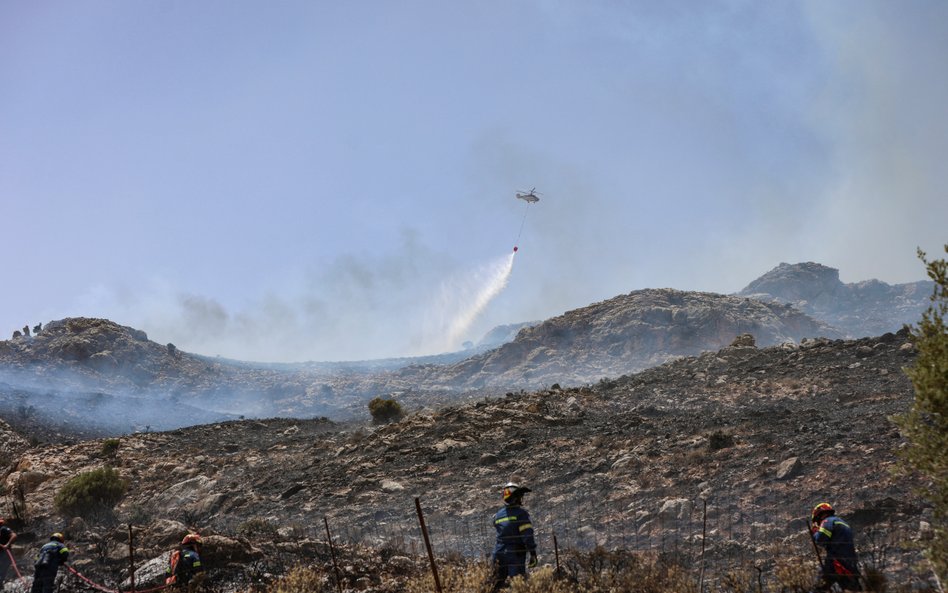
[238,517,280,540]
[54,467,127,518]
[368,397,404,424]
[708,430,735,452]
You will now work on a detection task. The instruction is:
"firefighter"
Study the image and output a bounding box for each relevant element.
[810,502,862,591]
[30,533,69,593]
[0,518,17,586]
[166,533,205,592]
[492,482,537,591]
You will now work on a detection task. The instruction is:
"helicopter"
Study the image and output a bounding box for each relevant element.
[515,188,540,203]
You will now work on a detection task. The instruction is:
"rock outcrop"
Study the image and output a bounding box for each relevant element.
[739,262,932,337]
[403,288,841,389]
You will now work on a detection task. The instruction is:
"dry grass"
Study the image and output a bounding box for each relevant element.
[403,562,493,593]
[252,548,923,593]
[259,565,332,593]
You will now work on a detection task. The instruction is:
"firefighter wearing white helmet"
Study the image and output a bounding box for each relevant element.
[491,482,537,591]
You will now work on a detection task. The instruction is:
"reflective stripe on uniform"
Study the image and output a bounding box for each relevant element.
[819,526,833,538]
[519,523,532,532]
[495,517,516,524]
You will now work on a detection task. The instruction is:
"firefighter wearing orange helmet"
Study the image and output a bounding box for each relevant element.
[166,533,205,592]
[810,503,862,591]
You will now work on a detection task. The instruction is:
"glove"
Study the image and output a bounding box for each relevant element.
[528,551,538,568]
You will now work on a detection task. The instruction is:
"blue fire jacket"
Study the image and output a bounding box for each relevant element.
[493,505,536,556]
[813,515,859,576]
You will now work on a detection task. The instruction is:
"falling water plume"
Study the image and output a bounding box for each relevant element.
[419,252,515,353]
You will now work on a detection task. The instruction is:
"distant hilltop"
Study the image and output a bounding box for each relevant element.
[738,262,933,338]
[399,287,842,390]
[0,262,932,433]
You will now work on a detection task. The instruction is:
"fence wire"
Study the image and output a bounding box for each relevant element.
[205,492,931,590]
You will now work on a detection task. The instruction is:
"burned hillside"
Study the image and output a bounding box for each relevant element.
[0,328,934,590]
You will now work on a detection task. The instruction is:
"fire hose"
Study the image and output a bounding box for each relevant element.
[4,547,30,587]
[3,548,167,593]
[66,565,170,593]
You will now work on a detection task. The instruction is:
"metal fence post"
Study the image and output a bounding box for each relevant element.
[324,516,343,593]
[415,497,443,593]
[128,523,136,593]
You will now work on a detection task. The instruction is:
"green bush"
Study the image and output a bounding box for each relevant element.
[100,438,120,457]
[368,397,404,424]
[897,245,948,581]
[54,467,127,518]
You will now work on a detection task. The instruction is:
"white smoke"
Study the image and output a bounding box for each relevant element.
[419,252,516,354]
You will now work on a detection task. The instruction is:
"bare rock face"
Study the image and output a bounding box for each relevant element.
[0,418,30,468]
[739,262,932,337]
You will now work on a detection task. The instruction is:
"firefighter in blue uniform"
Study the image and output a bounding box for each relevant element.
[166,533,205,592]
[810,502,862,592]
[0,518,18,587]
[492,482,537,591]
[31,533,69,593]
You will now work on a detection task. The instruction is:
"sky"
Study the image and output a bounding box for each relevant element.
[1,1,946,362]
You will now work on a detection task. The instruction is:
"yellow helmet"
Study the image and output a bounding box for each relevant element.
[811,502,834,523]
[51,533,65,542]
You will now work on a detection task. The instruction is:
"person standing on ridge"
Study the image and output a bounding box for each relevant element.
[30,533,68,593]
[492,482,537,591]
[810,502,862,591]
[0,518,17,586]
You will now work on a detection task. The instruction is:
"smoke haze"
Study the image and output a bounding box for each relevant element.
[1,1,945,362]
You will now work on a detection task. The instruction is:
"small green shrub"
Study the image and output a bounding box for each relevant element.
[100,438,120,457]
[54,467,127,518]
[368,397,404,424]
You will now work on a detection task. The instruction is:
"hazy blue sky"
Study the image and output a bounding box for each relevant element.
[2,1,946,361]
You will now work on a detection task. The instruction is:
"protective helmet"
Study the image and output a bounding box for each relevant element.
[811,502,834,523]
[181,533,203,546]
[502,482,532,504]
[51,533,64,542]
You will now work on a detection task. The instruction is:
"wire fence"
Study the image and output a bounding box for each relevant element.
[2,494,930,592]
[207,492,931,590]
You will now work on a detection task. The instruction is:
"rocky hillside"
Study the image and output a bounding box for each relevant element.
[0,289,843,431]
[0,329,932,590]
[0,260,930,432]
[739,262,933,337]
[395,288,842,390]
[0,318,385,434]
